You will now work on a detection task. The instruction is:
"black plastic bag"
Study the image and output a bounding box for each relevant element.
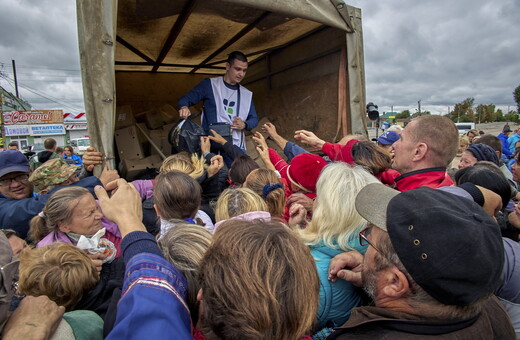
[168,117,205,154]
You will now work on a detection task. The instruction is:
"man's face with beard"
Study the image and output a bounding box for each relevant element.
[360,227,386,302]
[362,263,379,301]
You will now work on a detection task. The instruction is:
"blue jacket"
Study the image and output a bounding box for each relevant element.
[106,232,192,340]
[63,154,83,165]
[507,134,520,155]
[498,133,512,158]
[284,141,309,162]
[310,240,367,330]
[178,78,259,133]
[0,176,101,239]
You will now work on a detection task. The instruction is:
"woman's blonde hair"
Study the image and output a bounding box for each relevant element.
[28,187,90,244]
[158,224,212,325]
[298,163,378,250]
[467,129,479,138]
[214,187,268,222]
[160,152,205,178]
[200,219,319,339]
[459,135,470,147]
[18,243,99,311]
[244,168,285,217]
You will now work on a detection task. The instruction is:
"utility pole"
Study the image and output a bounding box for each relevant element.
[11,60,19,98]
[418,100,421,115]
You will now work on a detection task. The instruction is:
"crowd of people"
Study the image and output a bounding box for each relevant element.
[0,114,518,339]
[0,52,518,339]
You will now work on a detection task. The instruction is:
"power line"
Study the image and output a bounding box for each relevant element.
[1,74,83,112]
[0,61,81,73]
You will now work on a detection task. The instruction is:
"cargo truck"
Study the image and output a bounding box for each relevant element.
[76,0,367,178]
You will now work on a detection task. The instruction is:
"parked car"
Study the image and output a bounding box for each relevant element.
[71,137,91,155]
[22,144,45,160]
[454,122,476,134]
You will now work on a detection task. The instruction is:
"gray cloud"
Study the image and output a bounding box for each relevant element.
[0,0,519,116]
[350,0,520,114]
[0,0,84,112]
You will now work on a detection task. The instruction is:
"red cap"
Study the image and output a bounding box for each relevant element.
[287,153,327,192]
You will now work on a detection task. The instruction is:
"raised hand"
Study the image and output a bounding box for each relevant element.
[294,130,326,149]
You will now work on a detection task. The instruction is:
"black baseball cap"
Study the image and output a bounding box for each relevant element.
[355,183,504,306]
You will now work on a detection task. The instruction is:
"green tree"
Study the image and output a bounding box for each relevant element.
[514,84,520,115]
[449,98,475,122]
[395,110,411,119]
[475,104,496,123]
[495,109,504,122]
[475,104,485,123]
[504,113,520,124]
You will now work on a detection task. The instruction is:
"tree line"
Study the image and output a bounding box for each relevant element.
[392,84,520,123]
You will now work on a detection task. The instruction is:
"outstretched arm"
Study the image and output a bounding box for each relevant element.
[294,130,326,150]
[178,79,211,119]
[262,122,288,150]
[252,132,276,171]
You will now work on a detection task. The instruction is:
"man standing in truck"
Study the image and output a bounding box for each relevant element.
[177,51,259,154]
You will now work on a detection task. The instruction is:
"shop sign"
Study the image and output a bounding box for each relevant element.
[4,125,30,136]
[2,110,64,124]
[29,124,66,136]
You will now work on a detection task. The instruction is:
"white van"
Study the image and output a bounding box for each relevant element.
[71,137,91,155]
[454,122,476,134]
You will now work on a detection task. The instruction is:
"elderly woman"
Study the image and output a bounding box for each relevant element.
[458,143,499,170]
[29,187,122,261]
[19,243,99,311]
[17,243,104,339]
[63,145,83,165]
[297,162,379,336]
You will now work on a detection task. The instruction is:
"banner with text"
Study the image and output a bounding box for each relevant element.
[2,110,64,125]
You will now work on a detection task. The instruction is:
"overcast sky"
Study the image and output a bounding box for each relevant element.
[0,0,519,115]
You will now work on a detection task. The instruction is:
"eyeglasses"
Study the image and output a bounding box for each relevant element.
[359,227,383,254]
[0,174,29,187]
